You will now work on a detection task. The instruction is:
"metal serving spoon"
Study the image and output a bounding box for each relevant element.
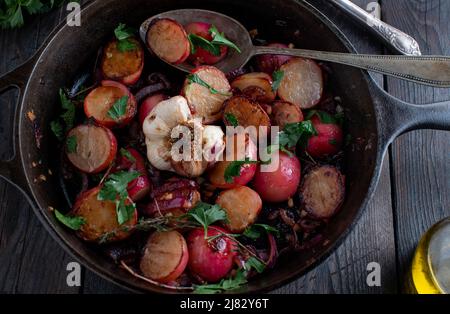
[140,9,450,87]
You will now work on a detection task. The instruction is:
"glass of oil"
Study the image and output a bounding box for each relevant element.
[406,217,450,294]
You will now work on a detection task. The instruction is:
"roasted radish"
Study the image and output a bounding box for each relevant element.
[138,93,169,126]
[71,187,136,242]
[252,152,301,202]
[187,227,236,282]
[140,230,189,283]
[101,38,144,85]
[300,165,345,219]
[65,124,117,174]
[271,101,304,129]
[231,72,276,102]
[208,134,257,189]
[222,95,271,133]
[278,58,323,109]
[115,148,151,201]
[143,178,200,217]
[185,22,228,65]
[216,186,262,233]
[146,18,190,64]
[306,114,343,158]
[84,80,137,128]
[182,66,231,124]
[256,42,294,74]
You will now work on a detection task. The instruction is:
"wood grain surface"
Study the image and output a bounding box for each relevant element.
[0,0,447,294]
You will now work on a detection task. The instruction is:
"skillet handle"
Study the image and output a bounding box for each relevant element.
[0,57,36,193]
[375,86,450,147]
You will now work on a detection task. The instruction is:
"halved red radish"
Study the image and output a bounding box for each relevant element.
[208,134,257,189]
[256,42,294,74]
[139,230,189,283]
[65,124,117,174]
[252,152,301,203]
[115,148,151,201]
[231,72,276,102]
[306,115,343,158]
[138,93,169,126]
[182,66,231,124]
[146,18,190,64]
[216,186,262,233]
[271,101,304,129]
[71,186,137,242]
[185,22,228,66]
[84,80,137,128]
[278,58,323,109]
[101,38,144,85]
[187,227,236,282]
[300,165,345,219]
[222,95,271,133]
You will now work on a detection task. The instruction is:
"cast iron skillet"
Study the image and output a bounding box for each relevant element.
[0,0,449,293]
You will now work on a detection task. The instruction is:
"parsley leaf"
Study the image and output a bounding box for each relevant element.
[193,256,265,293]
[114,23,135,40]
[279,120,317,149]
[60,88,76,129]
[271,70,284,91]
[243,223,279,240]
[245,256,265,273]
[185,202,228,237]
[224,158,259,183]
[187,33,221,56]
[98,171,140,201]
[65,135,77,153]
[120,148,136,162]
[194,268,247,294]
[51,88,76,141]
[114,23,137,52]
[224,113,239,127]
[209,25,241,53]
[50,120,64,141]
[98,171,140,225]
[107,96,129,120]
[1,1,66,29]
[54,209,85,231]
[187,74,231,96]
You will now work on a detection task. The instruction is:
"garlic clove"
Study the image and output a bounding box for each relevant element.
[145,137,173,171]
[146,96,191,129]
[202,125,225,163]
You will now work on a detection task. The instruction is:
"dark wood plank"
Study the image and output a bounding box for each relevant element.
[0,5,80,294]
[273,0,397,294]
[382,0,450,290]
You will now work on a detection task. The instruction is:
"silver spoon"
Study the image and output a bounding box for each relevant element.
[140,9,450,88]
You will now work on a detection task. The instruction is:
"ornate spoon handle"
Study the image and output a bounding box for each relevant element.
[330,0,422,56]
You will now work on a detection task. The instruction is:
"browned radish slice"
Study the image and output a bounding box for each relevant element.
[278,58,323,109]
[182,66,231,124]
[216,186,262,233]
[231,72,276,102]
[66,124,117,174]
[146,18,190,64]
[101,38,144,85]
[222,95,271,133]
[139,231,189,283]
[271,101,304,129]
[84,81,137,128]
[300,165,345,219]
[71,187,136,242]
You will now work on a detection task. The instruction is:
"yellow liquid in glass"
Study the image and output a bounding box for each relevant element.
[408,218,450,294]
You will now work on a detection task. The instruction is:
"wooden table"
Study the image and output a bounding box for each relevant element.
[0,0,448,294]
